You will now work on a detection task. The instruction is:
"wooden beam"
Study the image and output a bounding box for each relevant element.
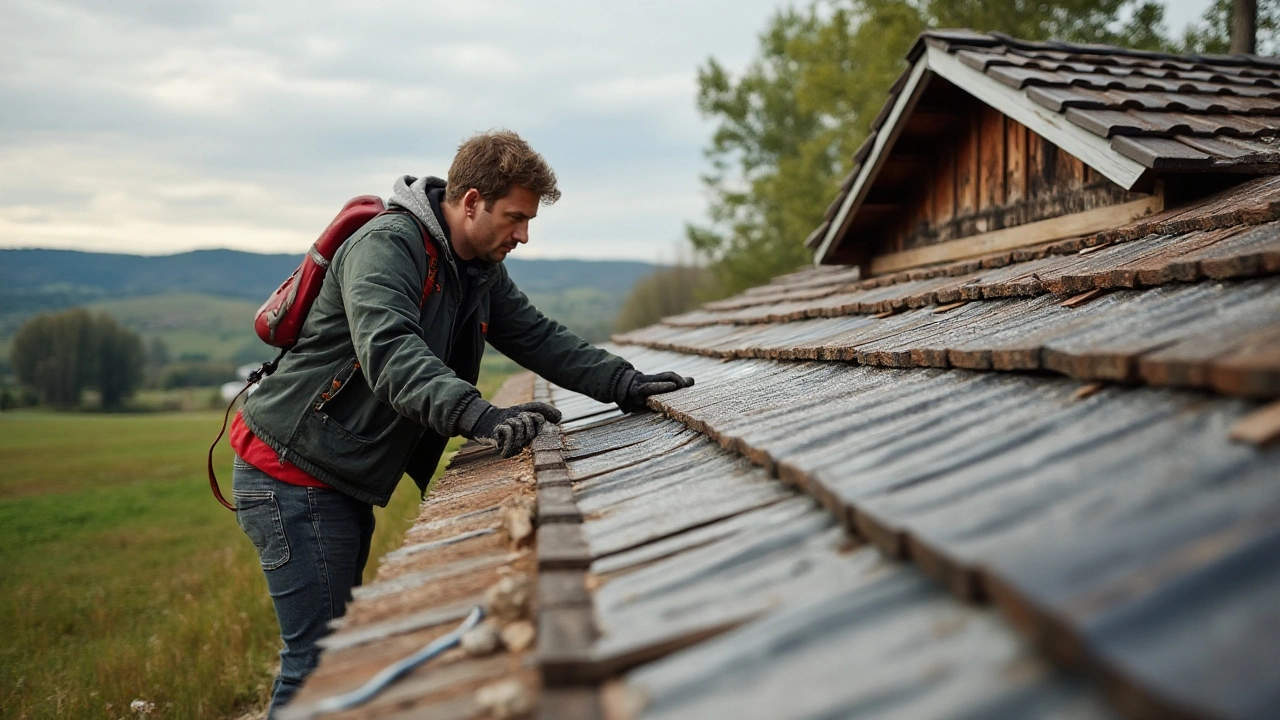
[1229,400,1280,446]
[924,46,1146,190]
[868,193,1164,275]
[934,143,957,231]
[956,114,980,217]
[978,104,1006,213]
[1006,119,1027,205]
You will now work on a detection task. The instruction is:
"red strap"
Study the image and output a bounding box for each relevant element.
[207,351,285,511]
[207,381,253,511]
[373,208,440,307]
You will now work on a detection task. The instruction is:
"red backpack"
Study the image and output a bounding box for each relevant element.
[208,197,441,510]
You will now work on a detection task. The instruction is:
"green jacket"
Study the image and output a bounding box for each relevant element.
[242,178,631,506]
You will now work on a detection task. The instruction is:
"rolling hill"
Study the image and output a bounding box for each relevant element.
[0,249,657,364]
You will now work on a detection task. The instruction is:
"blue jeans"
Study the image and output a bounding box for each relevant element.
[232,457,375,717]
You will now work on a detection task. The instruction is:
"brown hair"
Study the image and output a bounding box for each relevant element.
[445,130,561,206]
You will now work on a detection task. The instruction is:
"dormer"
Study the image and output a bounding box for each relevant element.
[809,30,1280,275]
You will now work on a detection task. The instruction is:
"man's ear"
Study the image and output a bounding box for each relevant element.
[462,188,482,218]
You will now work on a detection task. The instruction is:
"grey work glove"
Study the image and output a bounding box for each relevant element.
[615,369,695,413]
[459,398,562,458]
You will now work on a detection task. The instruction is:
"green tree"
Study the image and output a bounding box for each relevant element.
[690,0,925,295]
[615,264,721,332]
[93,316,145,410]
[690,0,1175,295]
[926,0,1173,50]
[11,308,95,408]
[10,309,146,410]
[1182,0,1280,54]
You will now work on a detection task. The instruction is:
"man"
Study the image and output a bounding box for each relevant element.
[229,130,693,714]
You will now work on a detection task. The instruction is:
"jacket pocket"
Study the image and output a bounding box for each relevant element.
[234,490,290,571]
[314,369,400,443]
[291,408,422,489]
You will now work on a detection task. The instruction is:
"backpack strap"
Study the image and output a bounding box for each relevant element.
[206,348,286,512]
[379,209,441,308]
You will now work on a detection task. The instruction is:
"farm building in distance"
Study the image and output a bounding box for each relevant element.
[282,31,1280,720]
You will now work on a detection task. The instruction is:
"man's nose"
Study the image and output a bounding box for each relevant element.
[513,223,529,244]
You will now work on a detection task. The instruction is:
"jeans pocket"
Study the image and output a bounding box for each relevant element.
[235,490,290,570]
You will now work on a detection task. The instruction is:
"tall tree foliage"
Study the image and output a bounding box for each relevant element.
[11,309,144,409]
[689,0,1175,295]
[1182,0,1280,54]
[615,264,720,332]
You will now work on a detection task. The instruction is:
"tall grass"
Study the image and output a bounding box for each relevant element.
[1,411,278,718]
[1,366,510,719]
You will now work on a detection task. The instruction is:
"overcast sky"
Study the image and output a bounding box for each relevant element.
[0,0,1215,262]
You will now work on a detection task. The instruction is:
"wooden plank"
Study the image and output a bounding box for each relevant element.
[869,194,1165,275]
[621,552,1116,720]
[538,606,600,685]
[1110,135,1215,169]
[532,426,564,453]
[1005,118,1027,205]
[1061,288,1108,308]
[534,449,566,472]
[1229,400,1280,446]
[981,473,1280,720]
[539,571,591,608]
[978,104,1006,213]
[934,140,958,233]
[538,485,581,524]
[956,113,980,217]
[1139,318,1280,391]
[1056,151,1087,191]
[538,523,592,570]
[539,688,602,720]
[1027,128,1051,198]
[913,177,934,248]
[1210,352,1280,399]
[537,468,572,489]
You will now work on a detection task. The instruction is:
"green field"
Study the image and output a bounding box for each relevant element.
[0,370,510,719]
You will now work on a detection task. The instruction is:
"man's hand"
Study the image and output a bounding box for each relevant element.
[461,399,562,458]
[616,370,695,413]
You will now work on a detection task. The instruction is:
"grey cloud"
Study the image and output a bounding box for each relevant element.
[0,0,792,259]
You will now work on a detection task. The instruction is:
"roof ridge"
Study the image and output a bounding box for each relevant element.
[924,28,1280,68]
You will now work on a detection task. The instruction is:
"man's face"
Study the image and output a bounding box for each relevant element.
[464,185,539,263]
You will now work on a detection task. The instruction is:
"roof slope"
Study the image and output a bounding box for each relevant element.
[544,385,1121,719]
[811,30,1280,264]
[602,169,1280,718]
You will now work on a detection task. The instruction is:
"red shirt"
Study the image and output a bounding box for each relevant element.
[230,411,331,489]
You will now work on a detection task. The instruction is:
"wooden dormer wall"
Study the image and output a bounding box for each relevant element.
[882,99,1151,255]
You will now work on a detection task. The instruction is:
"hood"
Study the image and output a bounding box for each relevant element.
[389,175,451,252]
